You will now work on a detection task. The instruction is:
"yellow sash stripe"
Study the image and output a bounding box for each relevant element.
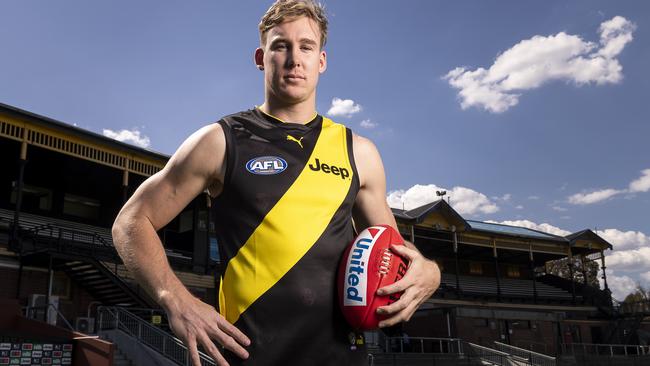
[220,118,353,324]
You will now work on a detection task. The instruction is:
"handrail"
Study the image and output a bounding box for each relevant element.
[494,341,555,366]
[98,306,215,366]
[28,222,55,234]
[561,342,649,357]
[382,336,463,354]
[464,341,523,366]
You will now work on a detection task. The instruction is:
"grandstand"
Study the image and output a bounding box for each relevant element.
[1,101,649,365]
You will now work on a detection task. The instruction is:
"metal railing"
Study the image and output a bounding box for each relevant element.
[494,341,555,366]
[561,342,649,357]
[29,224,112,248]
[98,306,215,366]
[382,336,463,354]
[466,342,518,365]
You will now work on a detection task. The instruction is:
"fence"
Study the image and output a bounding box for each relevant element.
[494,341,555,366]
[98,306,215,366]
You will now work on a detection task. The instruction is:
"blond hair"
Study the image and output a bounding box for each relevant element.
[259,0,328,49]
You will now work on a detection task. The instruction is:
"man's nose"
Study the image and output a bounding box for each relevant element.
[287,46,301,68]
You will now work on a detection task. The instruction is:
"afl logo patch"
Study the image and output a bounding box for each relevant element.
[246,156,288,175]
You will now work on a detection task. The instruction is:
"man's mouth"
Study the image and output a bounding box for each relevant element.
[284,74,305,80]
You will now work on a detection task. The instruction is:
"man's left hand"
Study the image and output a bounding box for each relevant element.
[375,242,441,328]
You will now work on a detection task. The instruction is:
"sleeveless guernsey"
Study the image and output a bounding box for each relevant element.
[211,108,366,365]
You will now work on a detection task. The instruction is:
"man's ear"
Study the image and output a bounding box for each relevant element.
[319,50,327,74]
[255,48,264,70]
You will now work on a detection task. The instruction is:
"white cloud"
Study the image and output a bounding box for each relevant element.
[327,97,362,117]
[604,272,638,301]
[492,193,512,202]
[598,228,650,299]
[359,119,378,129]
[568,188,622,205]
[488,219,571,236]
[552,206,568,212]
[603,246,650,270]
[444,16,635,113]
[515,205,524,210]
[629,169,650,193]
[566,168,650,205]
[527,195,540,200]
[641,271,650,283]
[387,184,498,216]
[596,228,650,251]
[102,128,151,148]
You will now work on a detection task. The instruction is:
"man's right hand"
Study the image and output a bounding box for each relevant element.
[165,292,250,366]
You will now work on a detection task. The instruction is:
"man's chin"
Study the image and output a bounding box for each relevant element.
[273,90,312,105]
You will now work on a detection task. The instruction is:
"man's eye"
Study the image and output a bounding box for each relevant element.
[301,46,313,51]
[275,44,287,50]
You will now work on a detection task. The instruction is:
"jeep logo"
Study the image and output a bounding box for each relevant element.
[308,158,350,179]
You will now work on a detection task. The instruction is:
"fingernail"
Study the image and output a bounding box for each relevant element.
[376,289,384,295]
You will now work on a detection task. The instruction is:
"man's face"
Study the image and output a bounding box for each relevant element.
[256,16,327,105]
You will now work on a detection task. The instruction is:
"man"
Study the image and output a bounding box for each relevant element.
[111,1,440,365]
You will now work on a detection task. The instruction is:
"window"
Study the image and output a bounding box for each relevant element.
[469,262,483,274]
[507,265,521,278]
[11,184,52,211]
[472,318,489,327]
[210,237,220,262]
[511,320,531,329]
[179,210,193,233]
[63,193,100,219]
[52,273,70,299]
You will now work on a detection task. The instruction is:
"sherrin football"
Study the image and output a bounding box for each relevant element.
[337,225,408,330]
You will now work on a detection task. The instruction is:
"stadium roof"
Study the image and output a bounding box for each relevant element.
[466,220,568,243]
[566,229,613,250]
[0,102,169,161]
[391,199,468,230]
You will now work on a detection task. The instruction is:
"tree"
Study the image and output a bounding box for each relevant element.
[546,256,600,288]
[623,285,650,303]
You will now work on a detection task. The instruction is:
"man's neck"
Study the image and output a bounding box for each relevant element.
[258,99,317,125]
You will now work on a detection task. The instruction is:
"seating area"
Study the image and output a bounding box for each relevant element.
[0,208,191,259]
[0,208,113,246]
[441,273,576,300]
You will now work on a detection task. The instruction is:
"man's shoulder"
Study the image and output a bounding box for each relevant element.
[218,108,258,127]
[351,132,376,154]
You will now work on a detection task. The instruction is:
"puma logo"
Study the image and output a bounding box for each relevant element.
[286,134,304,149]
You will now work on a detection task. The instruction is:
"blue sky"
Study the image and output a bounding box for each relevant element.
[1,0,649,300]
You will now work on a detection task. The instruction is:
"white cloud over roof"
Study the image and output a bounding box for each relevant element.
[444,16,635,113]
[387,183,498,215]
[102,128,151,148]
[489,219,571,236]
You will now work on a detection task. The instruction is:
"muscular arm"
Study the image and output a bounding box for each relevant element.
[351,134,441,327]
[112,124,249,365]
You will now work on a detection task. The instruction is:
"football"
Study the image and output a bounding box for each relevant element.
[337,224,409,330]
